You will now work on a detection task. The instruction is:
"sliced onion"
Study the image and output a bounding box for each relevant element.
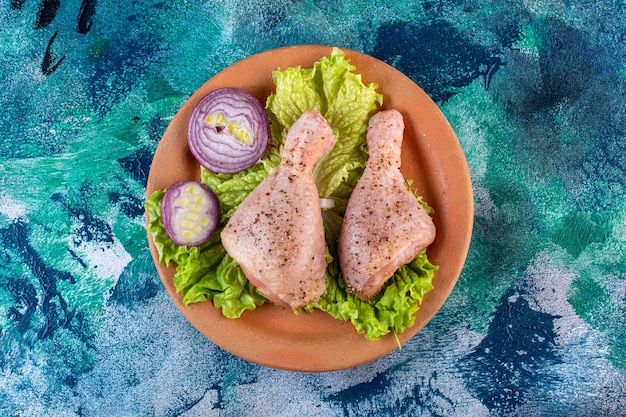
[188,87,270,174]
[162,181,220,247]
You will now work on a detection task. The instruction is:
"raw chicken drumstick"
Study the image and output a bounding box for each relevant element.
[221,110,336,309]
[339,109,436,300]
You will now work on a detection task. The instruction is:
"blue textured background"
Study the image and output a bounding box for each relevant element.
[1,1,625,416]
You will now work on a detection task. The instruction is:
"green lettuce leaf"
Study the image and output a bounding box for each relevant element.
[146,190,267,318]
[303,251,437,340]
[145,47,438,339]
[266,49,383,207]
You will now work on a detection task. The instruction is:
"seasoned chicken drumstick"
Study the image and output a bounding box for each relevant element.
[221,110,336,309]
[339,109,436,300]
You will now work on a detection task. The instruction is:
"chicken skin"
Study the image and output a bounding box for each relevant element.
[221,110,336,309]
[339,109,436,300]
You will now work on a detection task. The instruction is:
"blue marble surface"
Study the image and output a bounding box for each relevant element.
[2,1,626,415]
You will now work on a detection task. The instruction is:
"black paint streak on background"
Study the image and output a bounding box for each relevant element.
[31,0,97,75]
[77,0,97,34]
[41,31,66,76]
[35,0,61,29]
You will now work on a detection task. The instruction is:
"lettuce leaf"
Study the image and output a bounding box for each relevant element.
[145,48,438,339]
[303,251,437,340]
[266,49,382,208]
[146,190,267,317]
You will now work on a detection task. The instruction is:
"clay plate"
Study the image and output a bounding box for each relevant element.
[145,45,473,372]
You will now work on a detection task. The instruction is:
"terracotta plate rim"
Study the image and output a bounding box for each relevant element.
[145,44,474,372]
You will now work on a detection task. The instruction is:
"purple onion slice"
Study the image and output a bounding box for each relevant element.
[188,88,270,174]
[162,181,221,247]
